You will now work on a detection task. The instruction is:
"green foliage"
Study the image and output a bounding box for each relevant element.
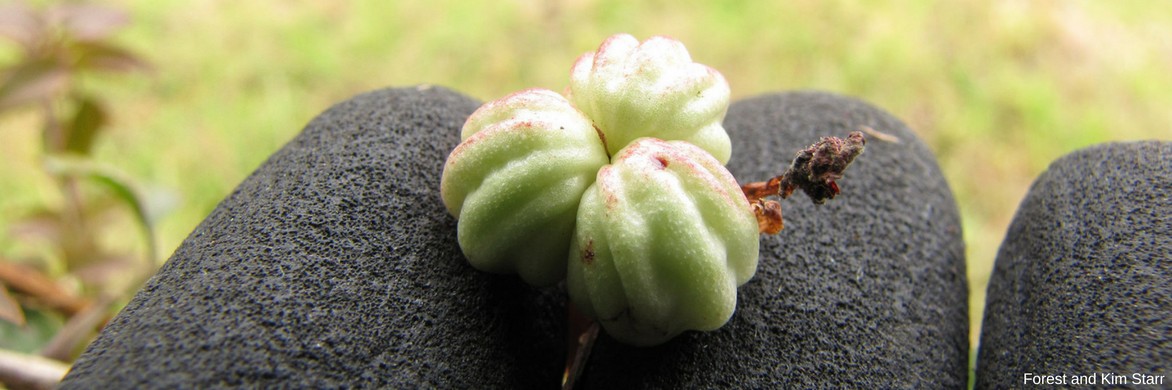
[0,308,63,354]
[0,1,156,363]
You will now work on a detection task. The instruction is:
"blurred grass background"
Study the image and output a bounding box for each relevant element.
[2,0,1170,366]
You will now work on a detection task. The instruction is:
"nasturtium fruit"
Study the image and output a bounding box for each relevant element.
[568,34,733,164]
[440,89,608,286]
[439,34,759,345]
[566,138,759,346]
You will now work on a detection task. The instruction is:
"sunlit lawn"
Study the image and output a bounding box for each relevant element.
[2,0,1170,367]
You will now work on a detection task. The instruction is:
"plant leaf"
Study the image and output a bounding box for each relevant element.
[0,4,44,51]
[0,60,70,112]
[72,41,150,74]
[0,309,64,355]
[46,4,128,42]
[7,209,64,244]
[42,156,158,264]
[70,254,136,288]
[40,295,112,362]
[64,96,107,155]
[0,261,89,317]
[0,282,25,326]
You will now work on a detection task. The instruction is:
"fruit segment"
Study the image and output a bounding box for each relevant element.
[440,89,609,286]
[568,34,732,163]
[567,138,759,346]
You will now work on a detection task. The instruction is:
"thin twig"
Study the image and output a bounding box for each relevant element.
[0,348,69,390]
[562,322,599,390]
[0,260,92,316]
[0,282,25,326]
[40,295,114,361]
[858,125,901,143]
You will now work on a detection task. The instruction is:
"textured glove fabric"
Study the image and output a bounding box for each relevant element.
[976,141,1171,389]
[60,86,567,388]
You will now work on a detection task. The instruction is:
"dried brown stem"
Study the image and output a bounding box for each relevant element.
[858,125,901,143]
[562,302,598,390]
[751,200,784,235]
[741,176,781,202]
[742,131,866,234]
[0,260,92,317]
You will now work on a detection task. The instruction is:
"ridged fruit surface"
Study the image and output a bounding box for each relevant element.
[567,138,759,346]
[441,89,608,286]
[568,34,732,163]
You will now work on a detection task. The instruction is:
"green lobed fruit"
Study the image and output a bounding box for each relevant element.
[440,89,609,286]
[567,138,759,346]
[568,34,733,163]
[441,34,761,346]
